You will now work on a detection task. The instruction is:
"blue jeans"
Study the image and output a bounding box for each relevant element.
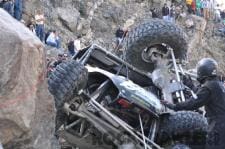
[169,16,175,23]
[196,8,201,16]
[46,39,61,49]
[68,48,75,56]
[218,28,225,35]
[14,0,23,20]
[3,2,14,16]
[163,15,169,22]
[36,24,45,42]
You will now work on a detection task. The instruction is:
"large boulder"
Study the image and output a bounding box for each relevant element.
[0,9,57,149]
[57,7,80,32]
[90,17,109,32]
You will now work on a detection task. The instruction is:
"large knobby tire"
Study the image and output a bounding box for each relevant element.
[158,111,208,149]
[48,60,88,108]
[125,19,188,72]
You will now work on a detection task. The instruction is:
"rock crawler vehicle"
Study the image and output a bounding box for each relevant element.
[48,19,208,149]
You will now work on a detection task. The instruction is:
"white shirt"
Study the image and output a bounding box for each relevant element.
[74,39,81,51]
[205,1,210,8]
[35,14,45,25]
[215,6,221,15]
[46,33,56,43]
[202,1,207,8]
[209,0,214,9]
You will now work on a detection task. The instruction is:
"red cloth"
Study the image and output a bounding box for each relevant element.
[191,0,196,11]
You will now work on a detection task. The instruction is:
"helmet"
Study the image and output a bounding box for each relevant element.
[196,58,218,83]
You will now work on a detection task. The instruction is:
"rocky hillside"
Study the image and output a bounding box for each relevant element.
[23,0,168,47]
[23,0,225,73]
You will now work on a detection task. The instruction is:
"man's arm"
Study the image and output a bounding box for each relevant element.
[174,87,211,111]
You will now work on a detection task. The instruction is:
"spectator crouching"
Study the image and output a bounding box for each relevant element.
[46,30,61,49]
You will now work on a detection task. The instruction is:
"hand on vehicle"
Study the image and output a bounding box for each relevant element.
[183,75,194,89]
[161,100,176,110]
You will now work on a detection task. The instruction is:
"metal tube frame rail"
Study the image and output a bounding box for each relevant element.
[89,95,163,149]
[170,48,186,102]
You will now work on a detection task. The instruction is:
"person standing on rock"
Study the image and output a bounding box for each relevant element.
[35,9,45,42]
[74,35,81,51]
[214,4,221,23]
[115,27,125,47]
[67,39,76,57]
[0,0,4,8]
[186,0,193,14]
[2,0,14,16]
[169,4,176,23]
[162,3,170,21]
[14,0,23,21]
[202,0,210,20]
[191,0,196,14]
[28,24,36,35]
[196,0,202,16]
[208,0,214,20]
[114,27,128,52]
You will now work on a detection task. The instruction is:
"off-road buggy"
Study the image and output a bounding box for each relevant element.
[48,19,208,149]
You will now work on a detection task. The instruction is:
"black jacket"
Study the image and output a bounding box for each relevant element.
[151,9,158,18]
[115,28,124,38]
[0,1,4,8]
[162,6,169,16]
[174,77,225,148]
[174,78,225,120]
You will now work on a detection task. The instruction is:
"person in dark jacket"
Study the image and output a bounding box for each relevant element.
[151,8,158,18]
[115,27,125,39]
[67,39,77,57]
[0,0,4,8]
[115,27,128,49]
[2,0,14,16]
[162,3,170,21]
[14,0,23,20]
[163,58,225,149]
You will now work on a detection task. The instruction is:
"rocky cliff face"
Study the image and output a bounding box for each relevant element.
[23,0,165,48]
[183,15,225,74]
[0,9,57,149]
[22,0,225,70]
